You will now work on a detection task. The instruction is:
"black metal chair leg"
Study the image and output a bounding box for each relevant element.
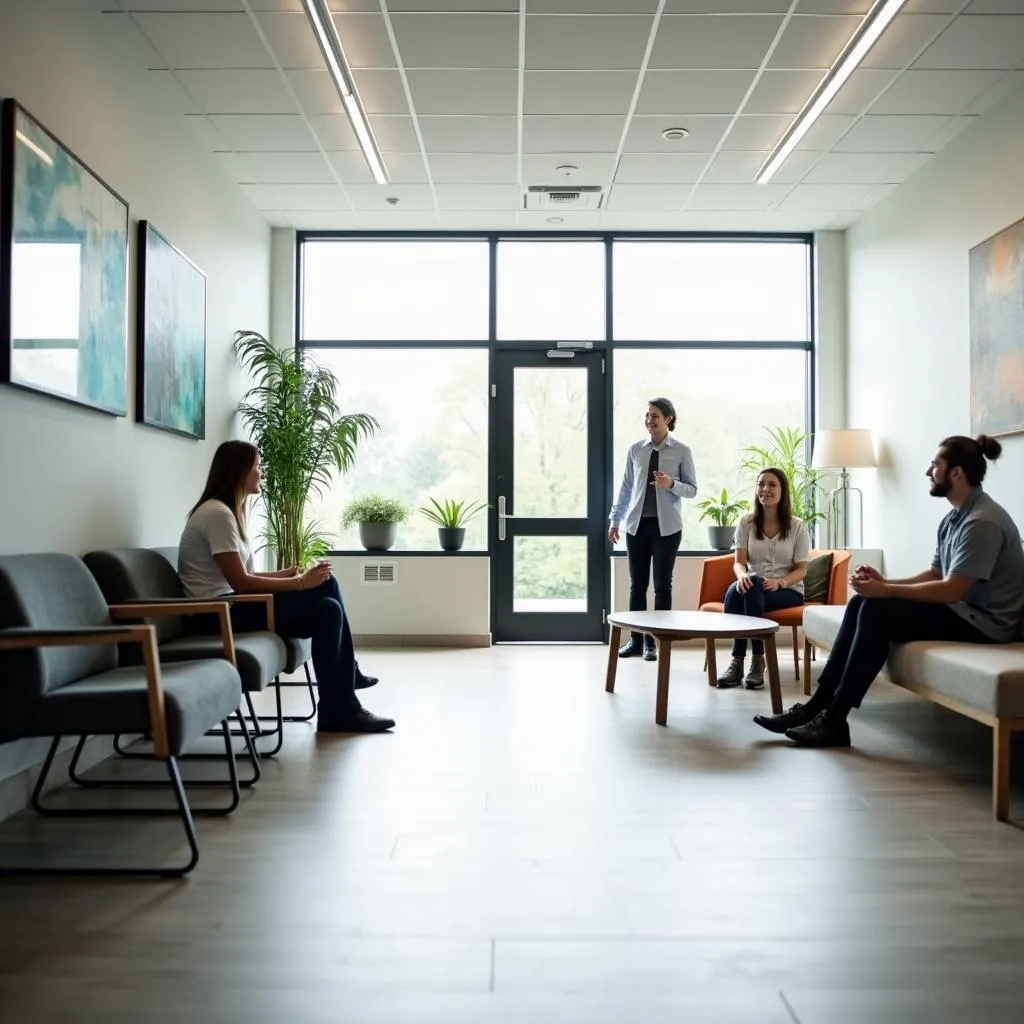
[256,661,317,724]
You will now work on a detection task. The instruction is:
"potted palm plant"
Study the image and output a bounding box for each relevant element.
[418,497,489,552]
[696,489,750,550]
[234,330,378,568]
[342,495,409,551]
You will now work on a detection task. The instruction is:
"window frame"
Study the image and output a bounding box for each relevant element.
[295,231,815,557]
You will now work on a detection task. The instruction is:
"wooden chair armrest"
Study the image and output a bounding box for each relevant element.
[108,602,237,668]
[0,625,170,757]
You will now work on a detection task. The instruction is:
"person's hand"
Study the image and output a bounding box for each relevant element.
[283,564,300,577]
[763,577,784,592]
[736,572,753,594]
[851,564,881,585]
[653,470,673,490]
[851,574,888,598]
[300,562,332,589]
[608,525,620,544]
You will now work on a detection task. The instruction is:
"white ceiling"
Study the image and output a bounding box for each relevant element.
[97,0,1024,231]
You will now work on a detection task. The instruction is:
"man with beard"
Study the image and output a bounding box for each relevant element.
[753,434,1024,748]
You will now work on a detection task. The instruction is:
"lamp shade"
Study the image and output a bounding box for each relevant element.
[811,428,876,470]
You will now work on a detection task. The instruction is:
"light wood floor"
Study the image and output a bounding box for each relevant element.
[2,644,1024,1024]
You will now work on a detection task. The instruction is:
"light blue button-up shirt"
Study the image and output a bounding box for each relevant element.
[609,435,698,538]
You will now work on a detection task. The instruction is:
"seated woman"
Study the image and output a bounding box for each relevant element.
[178,440,394,734]
[716,467,809,691]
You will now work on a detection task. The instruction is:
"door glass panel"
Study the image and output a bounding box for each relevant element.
[513,366,587,518]
[513,537,587,614]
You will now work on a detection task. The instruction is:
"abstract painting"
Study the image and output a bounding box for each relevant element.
[970,216,1024,437]
[0,100,128,415]
[136,221,206,439]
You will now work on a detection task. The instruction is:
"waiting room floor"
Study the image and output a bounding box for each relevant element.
[2,643,1024,1023]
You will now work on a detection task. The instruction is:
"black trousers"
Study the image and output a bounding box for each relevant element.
[813,594,993,714]
[625,518,682,638]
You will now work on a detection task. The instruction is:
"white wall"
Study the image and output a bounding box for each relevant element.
[0,3,271,786]
[846,82,1024,577]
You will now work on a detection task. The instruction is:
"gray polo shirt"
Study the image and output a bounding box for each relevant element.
[931,487,1024,641]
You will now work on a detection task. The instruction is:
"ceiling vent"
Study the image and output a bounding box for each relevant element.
[525,184,604,211]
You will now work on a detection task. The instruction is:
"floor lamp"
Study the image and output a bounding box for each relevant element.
[811,429,876,549]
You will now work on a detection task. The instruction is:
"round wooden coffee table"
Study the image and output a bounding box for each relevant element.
[605,610,783,725]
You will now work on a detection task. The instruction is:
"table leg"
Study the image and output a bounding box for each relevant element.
[705,637,717,687]
[605,624,621,693]
[655,635,671,726]
[764,632,783,715]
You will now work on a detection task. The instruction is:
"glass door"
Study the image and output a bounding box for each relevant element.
[491,349,607,642]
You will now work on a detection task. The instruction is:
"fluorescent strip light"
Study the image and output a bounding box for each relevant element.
[15,130,53,166]
[756,0,908,184]
[300,0,389,185]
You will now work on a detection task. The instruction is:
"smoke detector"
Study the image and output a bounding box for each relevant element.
[661,127,689,141]
[554,164,578,177]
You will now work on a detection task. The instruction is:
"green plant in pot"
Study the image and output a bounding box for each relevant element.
[418,498,489,552]
[234,330,378,568]
[342,495,409,551]
[696,489,750,550]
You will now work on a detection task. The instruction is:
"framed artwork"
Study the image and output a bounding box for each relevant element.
[136,220,206,440]
[0,99,128,415]
[970,215,1024,438]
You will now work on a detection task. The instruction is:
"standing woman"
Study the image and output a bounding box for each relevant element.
[716,467,808,690]
[608,398,698,661]
[178,440,395,734]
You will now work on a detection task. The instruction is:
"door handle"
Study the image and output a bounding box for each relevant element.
[497,495,514,541]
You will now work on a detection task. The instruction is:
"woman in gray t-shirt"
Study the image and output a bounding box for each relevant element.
[716,467,810,690]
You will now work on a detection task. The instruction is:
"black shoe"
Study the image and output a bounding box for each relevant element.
[618,635,643,658]
[642,637,657,662]
[317,707,395,734]
[785,710,850,748]
[753,701,816,735]
[355,670,378,690]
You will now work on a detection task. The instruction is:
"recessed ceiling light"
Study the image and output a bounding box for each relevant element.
[661,128,689,141]
[546,216,564,224]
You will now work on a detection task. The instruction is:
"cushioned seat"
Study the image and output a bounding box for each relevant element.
[160,631,286,693]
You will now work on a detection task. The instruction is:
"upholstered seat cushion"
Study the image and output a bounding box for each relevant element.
[803,604,845,648]
[159,632,286,692]
[27,659,241,755]
[282,636,311,675]
[699,600,817,625]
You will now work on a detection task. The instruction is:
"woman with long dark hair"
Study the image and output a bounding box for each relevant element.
[177,440,394,733]
[716,466,809,690]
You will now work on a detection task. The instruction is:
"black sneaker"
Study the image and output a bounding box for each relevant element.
[785,710,850,748]
[642,636,657,662]
[752,701,816,734]
[317,708,395,734]
[618,635,644,658]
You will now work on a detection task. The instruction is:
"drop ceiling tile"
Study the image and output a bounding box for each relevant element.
[345,183,436,210]
[327,151,427,184]
[524,15,652,70]
[666,0,790,10]
[798,112,857,148]
[796,0,872,11]
[427,153,519,183]
[206,113,317,150]
[524,71,638,115]
[914,16,1024,70]
[649,15,784,69]
[148,71,203,114]
[964,71,1024,115]
[390,0,517,9]
[966,0,1024,11]
[902,0,959,10]
[235,151,337,183]
[853,182,899,208]
[434,184,521,210]
[120,0,246,9]
[832,113,952,151]
[615,153,712,182]
[769,15,861,69]
[635,70,756,114]
[334,13,397,68]
[868,69,1007,114]
[408,70,518,115]
[703,148,820,183]
[310,113,420,151]
[859,15,950,69]
[827,68,900,114]
[523,152,616,183]
[418,116,517,153]
[778,182,872,208]
[176,70,297,114]
[925,114,980,149]
[390,13,517,68]
[686,183,791,210]
[721,114,790,149]
[287,69,409,115]
[744,69,824,114]
[606,183,692,211]
[132,12,273,68]
[249,183,352,210]
[523,115,625,152]
[623,114,732,152]
[802,151,913,183]
[530,0,659,11]
[255,12,323,69]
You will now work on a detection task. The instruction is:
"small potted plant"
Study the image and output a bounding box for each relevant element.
[696,488,750,550]
[341,495,409,551]
[418,497,489,552]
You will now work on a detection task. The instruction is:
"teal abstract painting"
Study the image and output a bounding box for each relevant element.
[136,221,206,439]
[0,100,128,415]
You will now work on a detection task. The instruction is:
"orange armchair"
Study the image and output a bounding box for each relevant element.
[697,548,851,684]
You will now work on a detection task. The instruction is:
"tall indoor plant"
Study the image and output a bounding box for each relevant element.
[234,330,378,568]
